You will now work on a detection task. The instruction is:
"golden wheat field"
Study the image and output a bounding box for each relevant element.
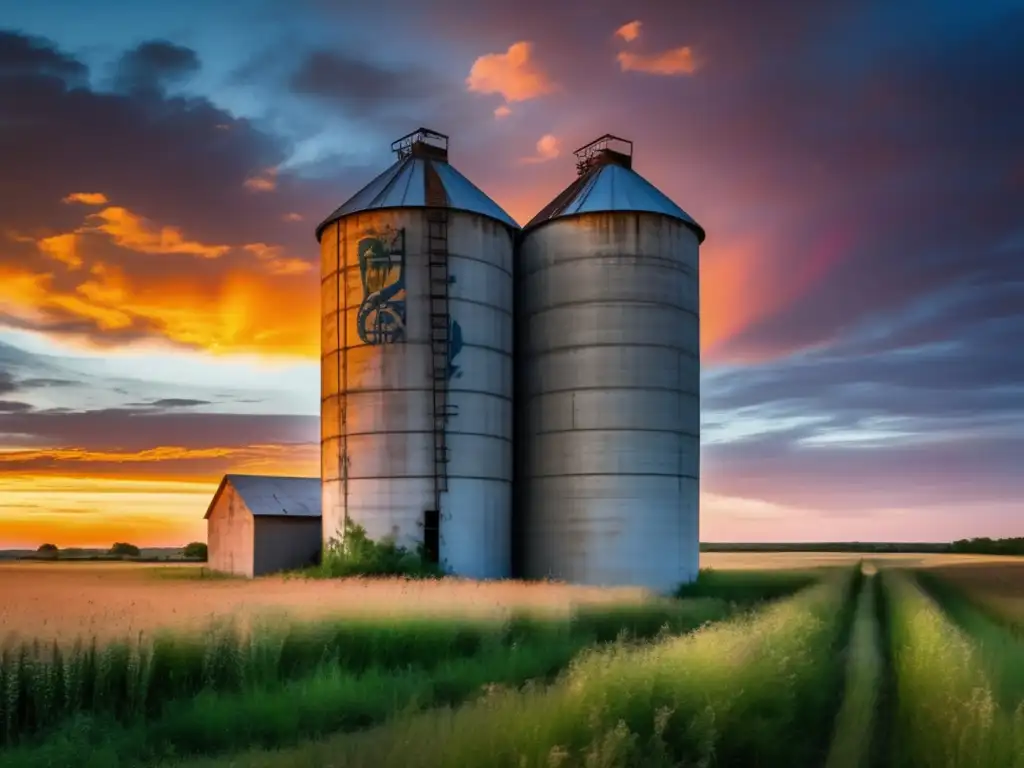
[926,560,1024,624]
[0,562,651,643]
[700,551,1024,570]
[1,553,1019,643]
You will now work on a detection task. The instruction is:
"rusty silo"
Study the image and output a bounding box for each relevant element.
[316,128,518,578]
[515,134,706,592]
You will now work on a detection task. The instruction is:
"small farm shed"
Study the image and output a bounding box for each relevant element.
[205,474,322,578]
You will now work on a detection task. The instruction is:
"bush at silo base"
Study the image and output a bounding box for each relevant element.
[310,521,447,580]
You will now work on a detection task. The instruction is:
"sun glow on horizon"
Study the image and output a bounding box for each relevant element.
[0,476,218,549]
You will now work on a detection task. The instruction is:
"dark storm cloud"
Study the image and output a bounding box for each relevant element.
[124,398,212,409]
[689,5,1024,361]
[0,29,86,83]
[17,377,77,388]
[281,47,495,149]
[0,371,16,395]
[290,51,446,115]
[0,29,333,255]
[113,40,201,94]
[707,312,1024,416]
[373,0,1024,364]
[702,426,1024,513]
[0,407,318,452]
[0,400,33,413]
[701,301,1024,511]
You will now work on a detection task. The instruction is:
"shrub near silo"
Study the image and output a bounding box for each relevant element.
[313,521,446,579]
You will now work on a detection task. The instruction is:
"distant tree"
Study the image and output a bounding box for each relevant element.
[183,542,208,561]
[108,542,141,558]
[36,543,59,559]
[950,537,1024,556]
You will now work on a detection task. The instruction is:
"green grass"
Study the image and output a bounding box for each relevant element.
[915,570,1024,706]
[824,568,883,768]
[883,568,1024,768]
[0,598,745,765]
[168,567,860,768]
[674,566,825,603]
[305,521,445,579]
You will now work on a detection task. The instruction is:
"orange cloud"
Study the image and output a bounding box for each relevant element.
[0,446,240,464]
[62,192,109,206]
[37,233,83,268]
[494,105,512,119]
[30,194,307,271]
[520,134,561,164]
[466,42,557,104]
[0,258,318,358]
[617,47,700,76]
[244,168,277,192]
[615,20,642,42]
[4,195,317,355]
[243,243,313,275]
[85,207,231,258]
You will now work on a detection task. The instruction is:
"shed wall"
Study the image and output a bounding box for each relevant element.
[207,485,254,578]
[253,517,322,576]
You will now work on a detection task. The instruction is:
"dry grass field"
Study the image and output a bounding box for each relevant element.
[924,560,1024,628]
[2,552,1017,644]
[0,562,651,643]
[702,550,1021,570]
[0,555,1020,767]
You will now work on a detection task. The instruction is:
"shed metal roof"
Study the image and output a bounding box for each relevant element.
[204,474,321,519]
[315,129,519,239]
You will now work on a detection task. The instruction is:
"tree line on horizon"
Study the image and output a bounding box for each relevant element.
[703,537,1024,555]
[26,542,208,561]
[21,538,1024,561]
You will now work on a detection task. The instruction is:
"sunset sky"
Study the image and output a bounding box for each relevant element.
[1,0,1021,548]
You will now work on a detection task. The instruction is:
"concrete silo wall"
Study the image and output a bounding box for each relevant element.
[516,212,701,592]
[320,209,513,578]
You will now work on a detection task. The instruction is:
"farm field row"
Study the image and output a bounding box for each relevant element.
[3,553,1018,643]
[170,562,1024,768]
[0,567,825,766]
[0,555,1020,766]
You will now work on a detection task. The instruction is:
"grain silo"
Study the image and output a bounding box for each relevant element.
[515,134,706,592]
[316,128,518,579]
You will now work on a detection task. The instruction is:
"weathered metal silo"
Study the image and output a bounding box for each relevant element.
[317,128,518,578]
[516,134,706,592]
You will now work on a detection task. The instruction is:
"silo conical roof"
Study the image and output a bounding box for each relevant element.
[315,128,518,241]
[524,134,705,242]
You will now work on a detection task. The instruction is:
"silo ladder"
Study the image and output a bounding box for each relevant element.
[427,210,456,513]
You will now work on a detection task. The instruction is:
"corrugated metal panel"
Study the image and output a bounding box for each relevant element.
[321,209,514,579]
[316,157,518,238]
[226,475,321,518]
[431,163,518,230]
[515,210,702,593]
[525,163,705,241]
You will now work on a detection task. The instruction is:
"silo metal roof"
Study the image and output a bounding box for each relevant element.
[315,128,518,240]
[525,134,706,242]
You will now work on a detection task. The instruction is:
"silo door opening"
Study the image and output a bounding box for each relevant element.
[423,509,440,564]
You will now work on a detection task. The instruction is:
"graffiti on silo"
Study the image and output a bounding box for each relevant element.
[448,315,463,379]
[357,228,406,345]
